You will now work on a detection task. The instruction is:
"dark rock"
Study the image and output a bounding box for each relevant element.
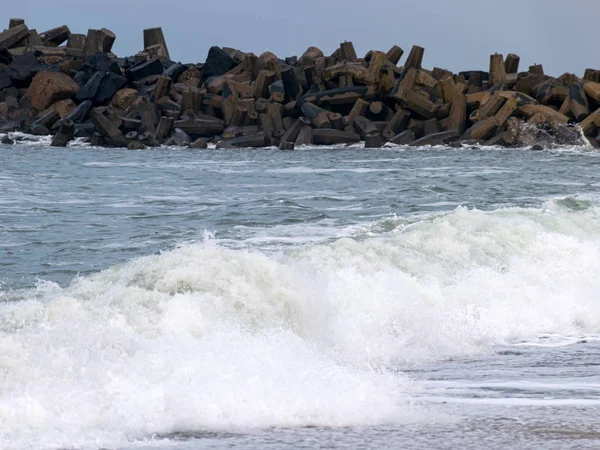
[0,69,12,90]
[90,132,105,146]
[203,47,236,79]
[409,130,461,147]
[172,118,224,136]
[74,123,95,138]
[364,133,384,148]
[155,117,174,142]
[50,119,74,147]
[168,128,191,146]
[39,25,70,46]
[125,131,139,140]
[190,137,208,149]
[1,135,15,145]
[216,132,266,149]
[66,100,93,123]
[31,110,60,129]
[7,53,48,87]
[80,54,121,75]
[163,63,188,83]
[127,140,146,150]
[0,47,13,65]
[139,131,159,147]
[29,124,49,135]
[91,109,126,146]
[312,129,360,146]
[389,130,416,145]
[75,71,127,105]
[125,58,163,82]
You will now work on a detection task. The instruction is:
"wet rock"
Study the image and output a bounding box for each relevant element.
[1,135,15,144]
[26,71,79,111]
[127,139,146,150]
[50,119,74,147]
[190,137,208,149]
[388,130,416,145]
[409,130,461,146]
[91,108,126,146]
[312,129,360,145]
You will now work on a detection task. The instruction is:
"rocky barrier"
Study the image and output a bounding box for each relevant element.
[0,19,598,149]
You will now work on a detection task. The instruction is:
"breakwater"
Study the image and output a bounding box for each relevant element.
[0,19,598,149]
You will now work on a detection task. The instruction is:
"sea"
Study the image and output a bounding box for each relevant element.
[1,136,600,450]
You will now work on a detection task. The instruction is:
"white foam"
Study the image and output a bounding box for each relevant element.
[2,200,600,448]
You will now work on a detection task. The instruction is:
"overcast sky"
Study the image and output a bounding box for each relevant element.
[5,0,599,77]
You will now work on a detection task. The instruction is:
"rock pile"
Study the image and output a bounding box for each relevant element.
[0,19,596,149]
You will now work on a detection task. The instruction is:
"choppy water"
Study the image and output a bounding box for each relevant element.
[1,141,600,450]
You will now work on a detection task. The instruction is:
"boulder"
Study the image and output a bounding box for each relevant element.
[80,53,121,75]
[312,129,360,145]
[203,46,237,78]
[75,71,127,105]
[27,71,80,111]
[50,119,75,147]
[66,99,93,123]
[42,99,76,119]
[39,25,70,46]
[110,88,138,110]
[127,140,146,150]
[0,47,13,65]
[388,130,416,145]
[125,58,163,81]
[7,53,49,86]
[0,24,29,49]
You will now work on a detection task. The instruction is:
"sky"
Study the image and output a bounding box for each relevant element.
[4,0,599,77]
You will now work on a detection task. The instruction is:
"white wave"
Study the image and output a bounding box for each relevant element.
[2,200,600,449]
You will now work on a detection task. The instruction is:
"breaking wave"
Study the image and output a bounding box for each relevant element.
[1,198,600,449]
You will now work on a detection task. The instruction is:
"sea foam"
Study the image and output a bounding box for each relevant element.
[1,199,600,449]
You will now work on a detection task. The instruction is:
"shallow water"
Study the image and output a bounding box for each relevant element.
[1,143,599,449]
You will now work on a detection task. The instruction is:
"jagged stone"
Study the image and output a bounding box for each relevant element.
[204,46,237,79]
[75,71,127,105]
[125,59,163,82]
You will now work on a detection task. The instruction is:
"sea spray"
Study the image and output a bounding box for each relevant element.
[1,200,600,449]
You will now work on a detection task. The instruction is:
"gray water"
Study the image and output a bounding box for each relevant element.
[1,143,600,450]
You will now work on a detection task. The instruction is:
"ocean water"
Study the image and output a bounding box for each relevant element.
[1,140,600,450]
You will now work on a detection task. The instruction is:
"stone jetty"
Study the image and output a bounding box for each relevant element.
[0,19,597,149]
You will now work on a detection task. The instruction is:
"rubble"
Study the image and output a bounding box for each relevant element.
[0,19,595,150]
